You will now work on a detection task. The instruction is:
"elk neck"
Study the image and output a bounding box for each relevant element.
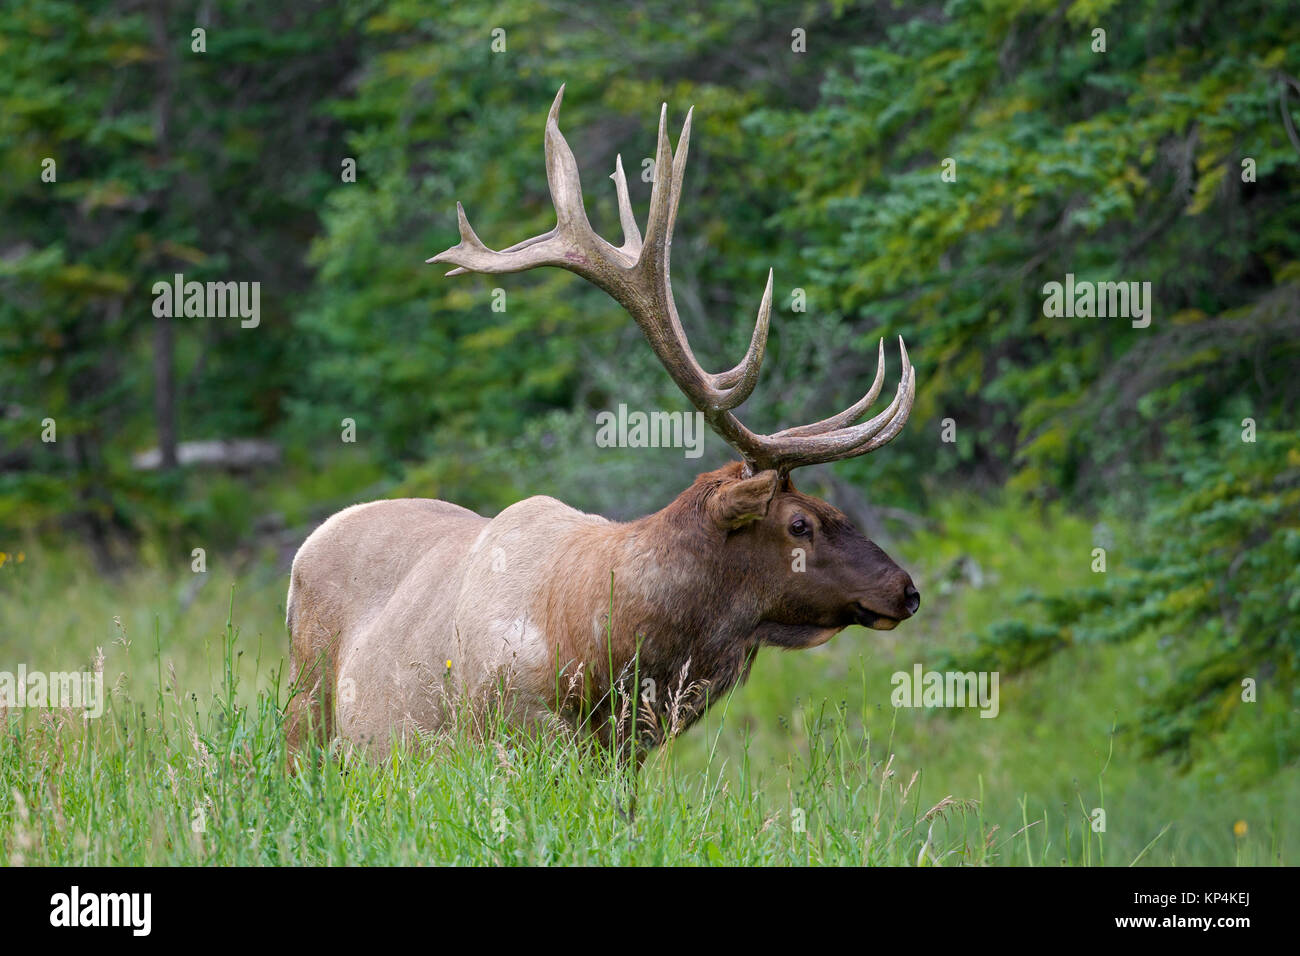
[540,477,763,709]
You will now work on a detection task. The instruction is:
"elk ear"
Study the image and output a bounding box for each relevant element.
[710,470,780,529]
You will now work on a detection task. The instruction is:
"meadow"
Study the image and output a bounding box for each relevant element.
[3,495,1291,866]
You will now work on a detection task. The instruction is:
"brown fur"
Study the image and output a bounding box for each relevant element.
[285,462,918,761]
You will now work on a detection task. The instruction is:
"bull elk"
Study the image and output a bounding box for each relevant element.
[286,87,920,762]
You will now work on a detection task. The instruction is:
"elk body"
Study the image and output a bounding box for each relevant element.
[286,88,920,761]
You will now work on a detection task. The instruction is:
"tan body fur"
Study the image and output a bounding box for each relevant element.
[288,466,768,759]
[285,463,918,760]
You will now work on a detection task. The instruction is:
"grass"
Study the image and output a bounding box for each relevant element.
[0,495,1294,865]
[1,593,985,865]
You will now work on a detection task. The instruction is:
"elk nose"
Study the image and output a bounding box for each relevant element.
[903,584,921,616]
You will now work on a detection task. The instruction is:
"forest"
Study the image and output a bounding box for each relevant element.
[0,0,1297,865]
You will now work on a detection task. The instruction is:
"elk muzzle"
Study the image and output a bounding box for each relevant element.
[851,568,920,630]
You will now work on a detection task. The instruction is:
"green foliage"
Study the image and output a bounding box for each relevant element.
[944,430,1300,777]
[754,0,1300,496]
[0,0,360,549]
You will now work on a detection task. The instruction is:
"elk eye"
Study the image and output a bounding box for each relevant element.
[789,517,810,537]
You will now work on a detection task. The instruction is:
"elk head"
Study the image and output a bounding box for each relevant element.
[699,464,920,645]
[429,86,920,644]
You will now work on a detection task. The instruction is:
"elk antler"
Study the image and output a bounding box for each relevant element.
[428,85,915,475]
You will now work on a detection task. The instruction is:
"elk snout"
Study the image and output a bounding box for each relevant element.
[854,570,920,630]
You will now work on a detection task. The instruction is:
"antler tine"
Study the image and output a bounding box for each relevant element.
[640,102,676,258]
[770,338,889,439]
[737,339,915,471]
[428,202,560,277]
[542,85,597,239]
[609,154,642,259]
[711,269,773,409]
[854,363,916,455]
[666,106,693,245]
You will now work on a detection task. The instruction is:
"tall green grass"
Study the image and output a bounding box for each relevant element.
[1,590,991,864]
[0,496,1293,865]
